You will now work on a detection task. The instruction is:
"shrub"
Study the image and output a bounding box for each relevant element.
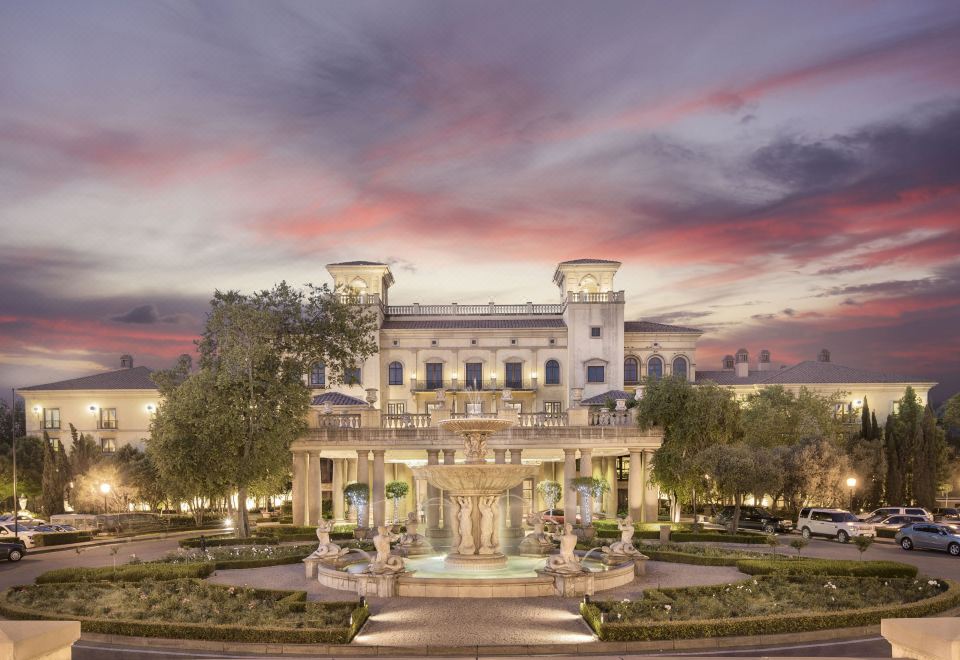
[736,559,917,578]
[583,577,957,641]
[36,563,214,584]
[670,532,767,544]
[179,536,278,548]
[32,532,94,547]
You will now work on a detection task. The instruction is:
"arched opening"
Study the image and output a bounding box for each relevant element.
[647,356,663,381]
[388,361,404,386]
[672,356,688,381]
[624,357,640,384]
[544,359,560,385]
[577,274,599,293]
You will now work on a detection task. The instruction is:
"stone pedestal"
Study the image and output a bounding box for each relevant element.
[573,525,596,543]
[356,572,406,598]
[882,618,960,660]
[0,621,81,660]
[539,570,595,597]
[600,554,648,576]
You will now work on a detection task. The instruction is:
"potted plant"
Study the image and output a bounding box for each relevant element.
[385,480,409,526]
[344,483,369,538]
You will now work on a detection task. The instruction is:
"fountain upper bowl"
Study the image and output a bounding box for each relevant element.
[436,417,516,435]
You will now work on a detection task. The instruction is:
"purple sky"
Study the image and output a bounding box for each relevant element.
[2,1,959,404]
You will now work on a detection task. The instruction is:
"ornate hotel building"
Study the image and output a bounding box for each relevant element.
[18,259,935,533]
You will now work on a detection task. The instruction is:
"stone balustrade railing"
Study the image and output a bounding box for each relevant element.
[381,413,432,429]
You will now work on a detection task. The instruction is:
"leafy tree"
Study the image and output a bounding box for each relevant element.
[0,435,44,509]
[789,537,808,558]
[344,482,369,528]
[697,443,770,532]
[151,283,378,537]
[385,480,409,524]
[852,534,874,560]
[638,378,740,525]
[741,386,845,448]
[945,394,960,435]
[885,387,924,504]
[67,423,102,478]
[40,433,69,516]
[846,437,885,511]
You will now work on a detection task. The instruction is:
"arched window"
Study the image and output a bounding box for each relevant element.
[349,277,368,293]
[578,274,599,293]
[647,356,663,381]
[544,360,560,385]
[388,361,403,386]
[624,357,639,384]
[672,356,688,381]
[310,363,326,387]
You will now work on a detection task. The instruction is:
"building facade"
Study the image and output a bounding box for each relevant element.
[17,259,937,530]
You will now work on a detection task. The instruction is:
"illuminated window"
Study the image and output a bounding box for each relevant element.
[100,408,117,429]
[465,363,482,389]
[101,438,116,453]
[43,408,60,430]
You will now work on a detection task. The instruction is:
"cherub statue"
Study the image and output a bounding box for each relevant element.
[307,518,348,561]
[365,525,405,574]
[544,523,586,574]
[601,515,644,557]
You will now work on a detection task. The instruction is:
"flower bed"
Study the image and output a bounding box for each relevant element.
[0,579,367,643]
[635,542,766,566]
[179,535,277,548]
[583,576,958,641]
[36,563,215,584]
[158,544,316,570]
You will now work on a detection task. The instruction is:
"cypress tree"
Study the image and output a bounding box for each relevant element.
[861,397,871,439]
[913,406,943,508]
[871,411,880,441]
[885,414,903,504]
[40,432,67,516]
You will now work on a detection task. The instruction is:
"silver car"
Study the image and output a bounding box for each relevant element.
[895,523,960,556]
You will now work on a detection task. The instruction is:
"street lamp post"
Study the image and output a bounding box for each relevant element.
[846,477,857,511]
[100,482,112,530]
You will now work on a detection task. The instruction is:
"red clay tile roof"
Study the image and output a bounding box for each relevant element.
[696,360,932,386]
[20,366,157,391]
[311,392,369,406]
[624,321,703,334]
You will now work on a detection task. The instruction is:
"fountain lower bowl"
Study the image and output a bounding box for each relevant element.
[411,463,539,494]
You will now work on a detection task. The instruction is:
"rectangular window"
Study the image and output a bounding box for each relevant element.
[590,326,601,338]
[616,455,630,481]
[470,339,478,346]
[101,438,116,453]
[100,408,117,429]
[505,362,522,389]
[387,402,406,415]
[43,408,60,430]
[544,401,562,414]
[309,363,326,387]
[587,365,605,383]
[465,362,482,389]
[345,367,361,385]
[426,363,443,389]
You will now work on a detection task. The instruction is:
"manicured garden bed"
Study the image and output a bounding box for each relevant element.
[179,535,276,548]
[583,576,958,641]
[37,563,215,584]
[0,579,367,643]
[160,543,316,570]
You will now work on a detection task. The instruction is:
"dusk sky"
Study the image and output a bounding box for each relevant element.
[2,1,959,404]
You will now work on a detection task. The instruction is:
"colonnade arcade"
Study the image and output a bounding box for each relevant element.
[290,430,661,531]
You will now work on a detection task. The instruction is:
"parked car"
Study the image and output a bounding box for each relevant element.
[539,510,575,524]
[859,506,932,522]
[933,508,960,522]
[0,540,25,562]
[895,523,960,556]
[0,524,38,548]
[870,514,927,533]
[714,506,794,534]
[797,508,876,543]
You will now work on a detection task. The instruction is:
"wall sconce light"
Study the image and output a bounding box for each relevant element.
[32,405,41,414]
[146,403,156,413]
[88,405,98,413]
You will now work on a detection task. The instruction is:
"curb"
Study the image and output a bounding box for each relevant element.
[78,622,882,657]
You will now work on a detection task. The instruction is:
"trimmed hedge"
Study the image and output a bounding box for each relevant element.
[582,579,960,641]
[671,532,767,544]
[0,597,368,644]
[36,563,214,584]
[212,553,312,571]
[639,548,739,566]
[179,535,277,548]
[736,559,917,578]
[32,532,94,547]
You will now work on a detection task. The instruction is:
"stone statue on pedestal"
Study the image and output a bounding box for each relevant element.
[307,519,348,561]
[456,496,476,555]
[396,511,433,556]
[544,523,586,574]
[478,495,499,554]
[601,515,646,558]
[365,525,405,574]
[518,512,554,555]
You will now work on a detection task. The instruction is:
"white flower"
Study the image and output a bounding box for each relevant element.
[664,604,672,611]
[622,598,630,603]
[928,580,939,587]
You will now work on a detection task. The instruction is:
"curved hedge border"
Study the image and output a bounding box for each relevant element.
[36,563,215,584]
[639,548,740,566]
[212,552,312,571]
[179,536,277,548]
[582,578,960,641]
[0,596,368,644]
[737,559,917,578]
[32,532,95,547]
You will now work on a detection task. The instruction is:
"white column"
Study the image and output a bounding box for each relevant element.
[307,451,322,525]
[604,457,618,519]
[426,449,441,534]
[372,450,386,528]
[356,450,369,528]
[579,448,593,525]
[443,449,456,533]
[292,451,308,526]
[333,458,345,522]
[563,449,577,522]
[509,449,524,530]
[629,448,644,522]
[643,449,659,523]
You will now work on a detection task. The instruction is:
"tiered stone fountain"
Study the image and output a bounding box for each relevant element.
[412,416,538,570]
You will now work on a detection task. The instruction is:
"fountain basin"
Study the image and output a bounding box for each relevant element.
[411,464,538,495]
[436,417,516,435]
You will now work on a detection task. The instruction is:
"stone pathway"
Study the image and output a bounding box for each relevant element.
[207,560,747,646]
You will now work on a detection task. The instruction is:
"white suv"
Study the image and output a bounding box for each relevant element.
[797,508,876,543]
[0,524,38,548]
